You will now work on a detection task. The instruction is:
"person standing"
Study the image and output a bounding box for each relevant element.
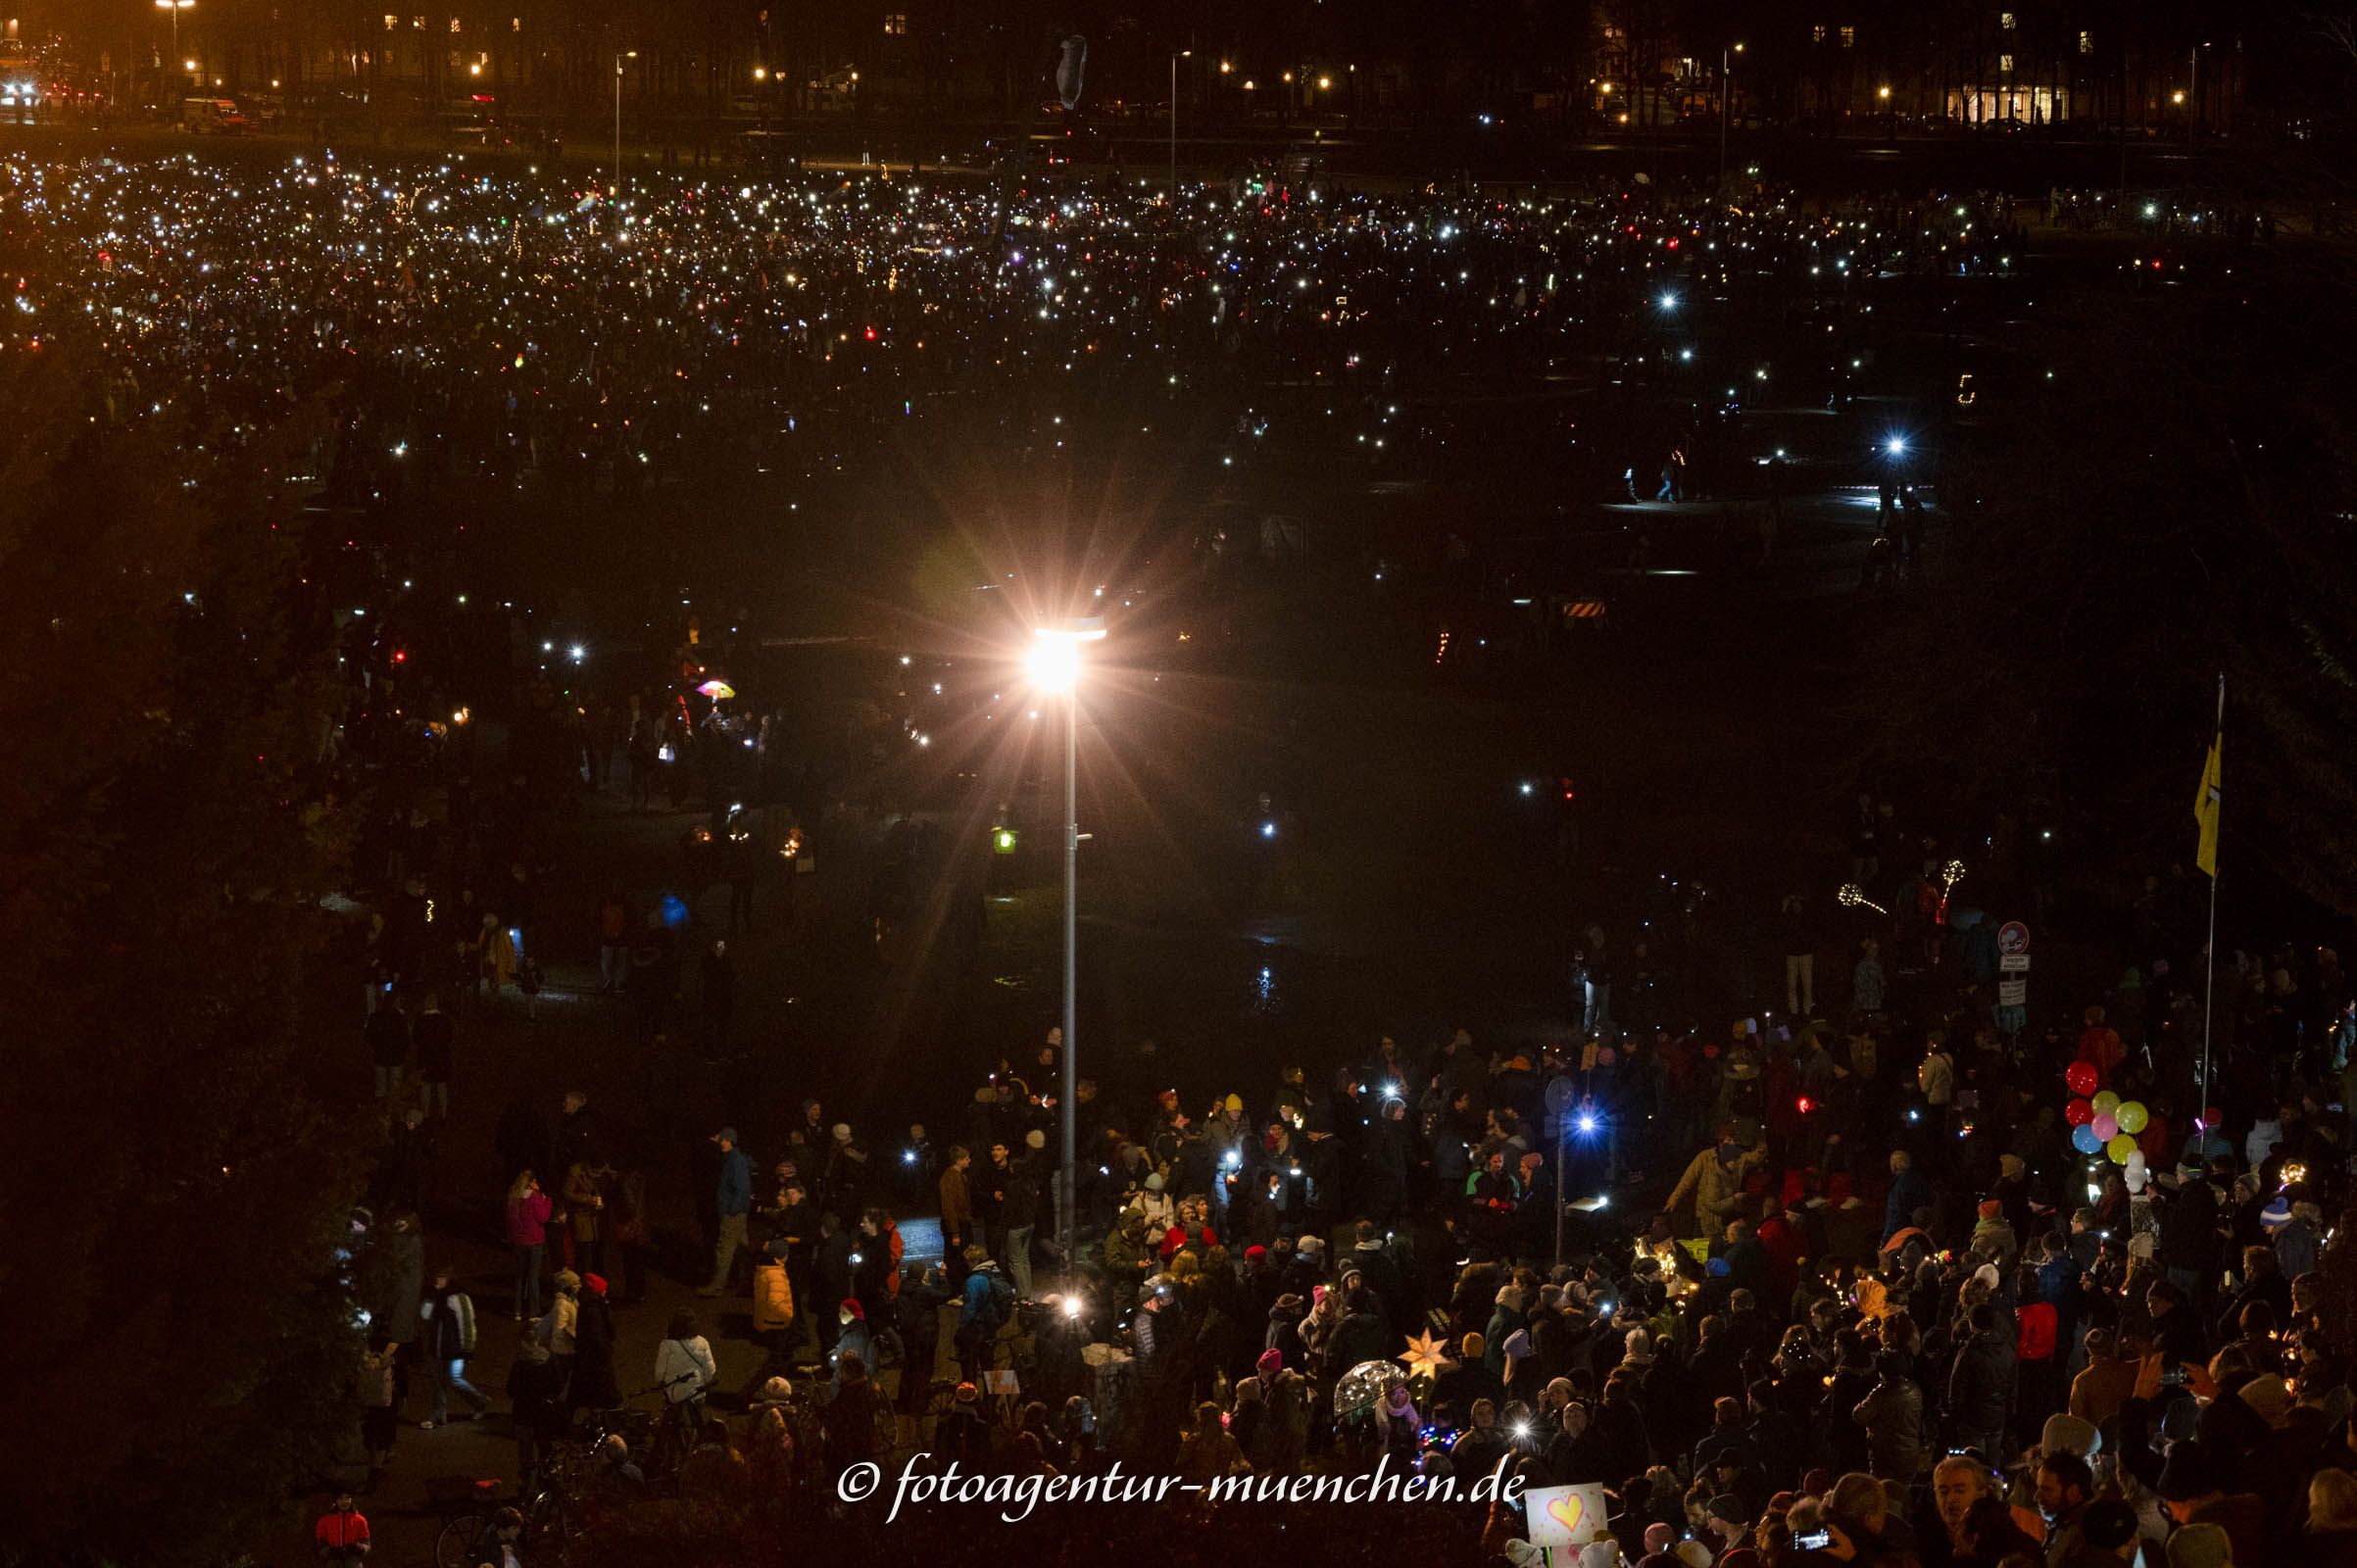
[701,940,735,1058]
[418,1271,491,1428]
[597,886,630,994]
[656,1309,717,1436]
[1779,891,1815,1015]
[700,1126,754,1297]
[536,1269,581,1398]
[608,1160,650,1305]
[1853,937,1888,1017]
[570,1274,621,1414]
[564,1160,611,1277]
[938,1146,975,1271]
[504,1169,554,1322]
[359,1328,403,1472]
[499,860,537,965]
[412,992,455,1120]
[366,992,410,1102]
[1000,1142,1041,1300]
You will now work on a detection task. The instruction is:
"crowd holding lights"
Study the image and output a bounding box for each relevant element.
[0,148,2172,497]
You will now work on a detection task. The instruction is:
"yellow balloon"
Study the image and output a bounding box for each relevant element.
[2107,1132,2137,1164]
[2090,1090,2121,1116]
[2114,1101,2148,1135]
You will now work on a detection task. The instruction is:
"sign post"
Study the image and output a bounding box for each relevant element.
[1994,922,2029,1034]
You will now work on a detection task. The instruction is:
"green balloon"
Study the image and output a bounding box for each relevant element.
[2090,1090,2121,1116]
[2107,1132,2137,1164]
[2114,1101,2148,1135]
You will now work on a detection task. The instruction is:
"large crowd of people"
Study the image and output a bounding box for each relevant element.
[172,139,2330,1565]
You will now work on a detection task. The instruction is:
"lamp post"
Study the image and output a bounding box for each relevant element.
[1169,49,1190,197]
[156,0,192,95]
[2186,43,2206,154]
[1026,616,1105,1272]
[613,50,636,191]
[1718,43,1743,192]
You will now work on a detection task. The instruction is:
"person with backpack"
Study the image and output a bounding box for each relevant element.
[957,1245,1013,1381]
[418,1271,490,1428]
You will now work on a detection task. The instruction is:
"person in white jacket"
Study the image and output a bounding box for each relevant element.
[656,1309,717,1439]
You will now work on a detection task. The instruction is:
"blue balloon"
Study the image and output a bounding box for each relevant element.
[1706,1256,1731,1277]
[2071,1124,2103,1154]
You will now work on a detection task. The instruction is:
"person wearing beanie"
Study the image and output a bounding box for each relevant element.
[832,1298,878,1395]
[1703,1494,1749,1555]
[934,1378,991,1465]
[2157,1440,2264,1567]
[2236,1372,2293,1429]
[570,1268,621,1413]
[2165,1521,2234,1568]
[1970,1200,2018,1274]
[534,1267,580,1390]
[2040,1411,2101,1462]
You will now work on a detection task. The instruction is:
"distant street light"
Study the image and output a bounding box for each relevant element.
[1719,43,1743,191]
[1170,48,1190,197]
[613,50,637,191]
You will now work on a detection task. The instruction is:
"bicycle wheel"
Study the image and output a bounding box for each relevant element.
[434,1512,484,1568]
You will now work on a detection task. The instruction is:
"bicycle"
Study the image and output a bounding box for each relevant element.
[424,1475,503,1568]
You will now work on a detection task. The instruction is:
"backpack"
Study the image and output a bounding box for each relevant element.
[452,1291,478,1354]
[983,1267,1015,1325]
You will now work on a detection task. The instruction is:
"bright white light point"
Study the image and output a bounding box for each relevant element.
[1027,637,1080,692]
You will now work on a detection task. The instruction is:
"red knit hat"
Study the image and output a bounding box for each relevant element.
[1977,1200,2003,1220]
[581,1273,608,1296]
[1244,1245,1267,1261]
[840,1298,864,1319]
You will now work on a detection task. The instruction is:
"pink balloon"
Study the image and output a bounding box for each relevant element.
[2090,1112,2118,1143]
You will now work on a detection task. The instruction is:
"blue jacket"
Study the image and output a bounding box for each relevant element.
[958,1262,1008,1331]
[1884,1166,1932,1243]
[717,1148,753,1216]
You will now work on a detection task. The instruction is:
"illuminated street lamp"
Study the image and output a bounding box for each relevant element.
[1027,615,1105,1271]
[157,0,193,90]
[613,50,637,191]
[1719,43,1743,190]
[1169,48,1190,198]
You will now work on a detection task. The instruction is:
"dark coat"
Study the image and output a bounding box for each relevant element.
[1946,1325,2016,1433]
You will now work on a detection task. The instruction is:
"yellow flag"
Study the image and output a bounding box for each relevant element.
[2194,734,2221,877]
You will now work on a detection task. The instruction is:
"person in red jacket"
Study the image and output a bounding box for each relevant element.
[314,1490,370,1565]
[2012,1263,2060,1451]
[2075,1006,2125,1084]
[1755,1195,1807,1308]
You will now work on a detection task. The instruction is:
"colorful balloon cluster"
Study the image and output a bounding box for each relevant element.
[2063,1062,2147,1162]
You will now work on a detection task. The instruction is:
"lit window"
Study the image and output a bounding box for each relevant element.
[1999,53,2014,73]
[449,16,461,30]
[513,16,521,28]
[2079,28,2093,54]
[1812,24,1826,42]
[1840,25,1854,47]
[411,15,423,27]
[2000,12,2017,28]
[884,12,907,33]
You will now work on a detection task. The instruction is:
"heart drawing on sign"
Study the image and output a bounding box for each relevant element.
[1546,1492,1585,1537]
